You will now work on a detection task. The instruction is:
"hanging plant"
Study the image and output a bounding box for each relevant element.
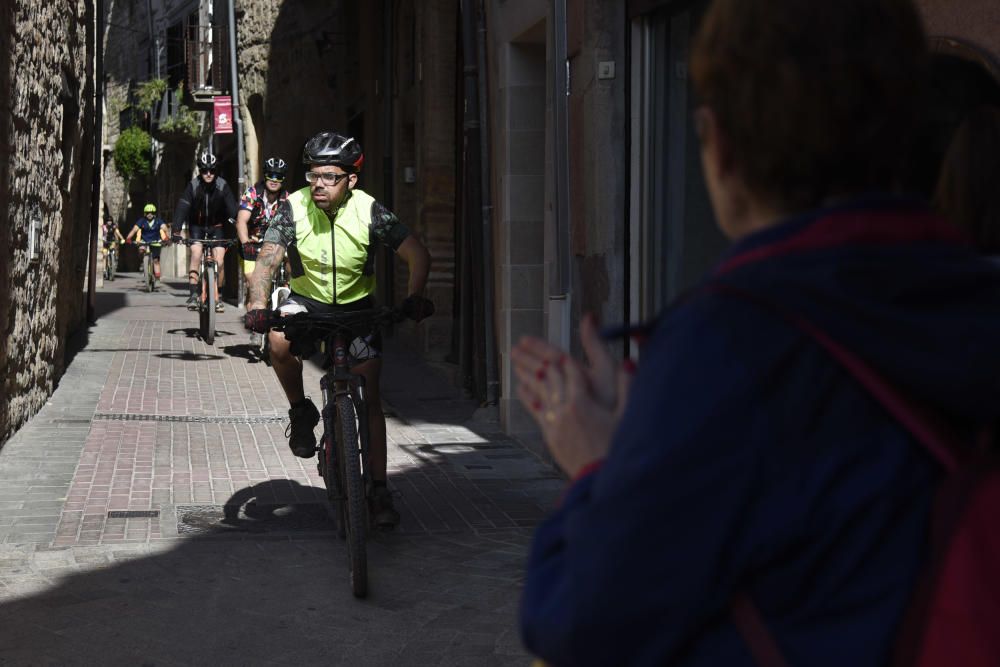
[135,78,168,111]
[156,82,202,140]
[112,126,152,180]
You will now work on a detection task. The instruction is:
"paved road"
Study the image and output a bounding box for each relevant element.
[0,273,562,666]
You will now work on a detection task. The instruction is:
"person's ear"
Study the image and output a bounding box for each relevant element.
[694,106,734,179]
[348,173,358,190]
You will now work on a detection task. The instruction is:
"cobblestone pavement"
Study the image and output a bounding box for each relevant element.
[0,274,562,666]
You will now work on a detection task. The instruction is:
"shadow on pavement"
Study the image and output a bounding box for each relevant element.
[154,351,226,362]
[0,452,537,665]
[220,342,265,363]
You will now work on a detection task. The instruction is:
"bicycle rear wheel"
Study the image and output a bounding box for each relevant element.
[336,393,367,598]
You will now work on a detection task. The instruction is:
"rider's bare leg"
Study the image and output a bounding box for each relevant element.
[189,243,203,295]
[269,329,305,403]
[213,246,226,300]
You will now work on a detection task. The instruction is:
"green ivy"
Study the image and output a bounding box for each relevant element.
[112,126,152,180]
[135,78,168,111]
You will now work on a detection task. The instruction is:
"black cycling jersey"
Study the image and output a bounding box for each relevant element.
[172,176,238,234]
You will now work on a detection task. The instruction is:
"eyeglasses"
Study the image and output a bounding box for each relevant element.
[199,168,217,175]
[264,173,285,182]
[305,171,350,186]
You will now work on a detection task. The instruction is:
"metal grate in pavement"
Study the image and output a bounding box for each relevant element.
[93,413,286,424]
[108,510,160,518]
[176,503,335,536]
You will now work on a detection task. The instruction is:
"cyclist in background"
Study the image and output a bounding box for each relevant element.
[236,156,290,344]
[124,203,170,279]
[172,151,238,312]
[244,131,432,528]
[101,215,125,278]
[102,215,125,247]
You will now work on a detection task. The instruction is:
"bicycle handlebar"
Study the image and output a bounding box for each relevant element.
[269,307,405,337]
[170,235,236,248]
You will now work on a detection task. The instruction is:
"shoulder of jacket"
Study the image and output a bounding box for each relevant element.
[287,188,314,219]
[348,188,375,208]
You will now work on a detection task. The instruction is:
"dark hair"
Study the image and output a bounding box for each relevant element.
[690,0,928,211]
[934,106,1000,254]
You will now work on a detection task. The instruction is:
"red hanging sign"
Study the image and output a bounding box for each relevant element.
[213,96,233,134]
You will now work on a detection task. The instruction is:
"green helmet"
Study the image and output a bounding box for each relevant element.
[143,203,157,214]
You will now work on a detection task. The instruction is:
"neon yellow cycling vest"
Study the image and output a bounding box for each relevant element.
[287,186,376,305]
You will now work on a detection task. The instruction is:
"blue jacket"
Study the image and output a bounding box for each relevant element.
[520,197,1000,666]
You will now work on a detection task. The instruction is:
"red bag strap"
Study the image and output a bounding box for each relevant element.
[732,593,791,667]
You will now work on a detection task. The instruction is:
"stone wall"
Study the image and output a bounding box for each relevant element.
[0,0,96,445]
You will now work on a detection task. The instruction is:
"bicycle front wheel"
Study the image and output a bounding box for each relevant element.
[202,266,217,345]
[144,254,154,292]
[336,393,368,598]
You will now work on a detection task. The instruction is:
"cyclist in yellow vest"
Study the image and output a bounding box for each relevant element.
[244,131,431,528]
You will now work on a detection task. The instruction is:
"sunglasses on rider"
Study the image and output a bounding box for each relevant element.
[264,173,284,182]
[199,168,217,175]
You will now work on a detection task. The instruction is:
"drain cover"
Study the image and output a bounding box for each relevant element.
[176,503,335,536]
[107,510,160,519]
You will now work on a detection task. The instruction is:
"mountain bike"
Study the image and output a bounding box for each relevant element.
[103,242,119,282]
[271,306,403,598]
[135,241,161,292]
[173,236,235,345]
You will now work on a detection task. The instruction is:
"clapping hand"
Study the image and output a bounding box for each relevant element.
[511,314,634,478]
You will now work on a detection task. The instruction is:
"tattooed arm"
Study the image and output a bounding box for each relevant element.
[247,199,295,310]
[247,242,285,310]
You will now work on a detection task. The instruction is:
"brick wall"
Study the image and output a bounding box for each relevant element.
[0,1,97,445]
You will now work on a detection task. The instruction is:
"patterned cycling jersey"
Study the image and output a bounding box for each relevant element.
[239,182,288,238]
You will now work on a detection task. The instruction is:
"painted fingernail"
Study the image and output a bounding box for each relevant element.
[623,359,637,375]
[531,400,542,411]
[535,369,546,380]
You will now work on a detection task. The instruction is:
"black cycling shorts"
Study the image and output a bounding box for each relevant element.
[277,293,383,362]
[188,224,226,241]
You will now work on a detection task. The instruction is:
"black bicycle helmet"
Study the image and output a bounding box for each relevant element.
[263,156,288,177]
[302,131,364,172]
[197,151,218,170]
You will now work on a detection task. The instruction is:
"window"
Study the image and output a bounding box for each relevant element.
[630,1,726,320]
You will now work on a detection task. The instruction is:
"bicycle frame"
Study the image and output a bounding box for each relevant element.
[320,331,372,497]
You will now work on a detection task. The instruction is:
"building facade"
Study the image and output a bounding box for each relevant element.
[0,1,99,445]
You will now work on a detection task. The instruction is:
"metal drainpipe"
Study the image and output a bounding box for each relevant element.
[88,0,105,324]
[227,0,246,307]
[475,0,499,405]
[460,0,484,398]
[383,0,395,309]
[552,0,570,297]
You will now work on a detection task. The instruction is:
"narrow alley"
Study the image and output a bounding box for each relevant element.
[0,274,563,665]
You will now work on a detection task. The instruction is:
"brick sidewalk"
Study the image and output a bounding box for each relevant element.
[0,274,562,665]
